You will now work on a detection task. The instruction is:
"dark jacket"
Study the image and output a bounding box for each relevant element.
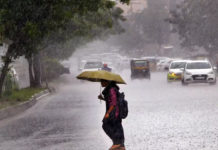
[102,82,120,121]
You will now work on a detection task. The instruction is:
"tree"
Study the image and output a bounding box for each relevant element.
[30,6,127,87]
[32,6,126,87]
[144,0,171,49]
[168,0,218,55]
[110,0,170,56]
[43,7,126,61]
[0,0,130,96]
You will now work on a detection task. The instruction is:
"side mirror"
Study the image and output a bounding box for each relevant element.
[180,68,185,71]
[213,67,217,70]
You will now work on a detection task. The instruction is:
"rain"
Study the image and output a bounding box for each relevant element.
[1,0,218,150]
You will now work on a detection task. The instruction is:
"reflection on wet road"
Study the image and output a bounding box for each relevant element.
[0,71,218,150]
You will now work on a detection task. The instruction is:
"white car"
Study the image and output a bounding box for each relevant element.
[157,58,174,71]
[81,61,103,72]
[167,60,187,81]
[182,60,216,85]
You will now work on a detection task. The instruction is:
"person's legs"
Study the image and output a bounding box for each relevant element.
[103,120,125,149]
[120,123,125,146]
[113,120,125,146]
[102,122,116,145]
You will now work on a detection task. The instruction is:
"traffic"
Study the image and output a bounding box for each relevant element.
[78,54,217,86]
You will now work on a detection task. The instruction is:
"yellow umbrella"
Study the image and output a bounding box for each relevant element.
[76,70,126,84]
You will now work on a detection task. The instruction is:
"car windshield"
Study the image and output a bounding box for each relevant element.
[186,62,211,69]
[170,62,186,69]
[133,61,148,67]
[84,62,102,69]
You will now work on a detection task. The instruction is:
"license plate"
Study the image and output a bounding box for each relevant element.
[195,77,205,80]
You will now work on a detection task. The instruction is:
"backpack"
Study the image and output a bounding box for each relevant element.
[118,92,128,119]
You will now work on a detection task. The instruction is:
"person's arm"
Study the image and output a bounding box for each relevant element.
[104,106,114,119]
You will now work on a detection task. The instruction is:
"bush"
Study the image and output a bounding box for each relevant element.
[0,87,45,109]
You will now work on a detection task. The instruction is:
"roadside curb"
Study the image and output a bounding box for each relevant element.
[0,89,50,121]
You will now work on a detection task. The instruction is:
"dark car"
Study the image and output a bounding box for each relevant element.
[130,59,151,79]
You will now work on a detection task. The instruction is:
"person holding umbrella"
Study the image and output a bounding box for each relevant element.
[98,80,125,150]
[77,70,126,150]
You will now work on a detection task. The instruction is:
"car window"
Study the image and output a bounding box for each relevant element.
[84,62,102,69]
[170,62,186,69]
[133,61,148,67]
[186,62,211,69]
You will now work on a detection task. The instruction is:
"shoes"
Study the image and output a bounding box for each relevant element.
[119,146,125,150]
[109,145,121,150]
[109,145,125,150]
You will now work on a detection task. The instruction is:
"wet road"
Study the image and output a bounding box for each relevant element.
[1,71,218,150]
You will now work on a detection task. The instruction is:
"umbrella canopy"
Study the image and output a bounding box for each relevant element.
[77,70,126,84]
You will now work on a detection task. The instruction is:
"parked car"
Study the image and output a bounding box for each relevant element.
[167,60,187,82]
[182,60,216,85]
[130,59,150,79]
[82,61,103,72]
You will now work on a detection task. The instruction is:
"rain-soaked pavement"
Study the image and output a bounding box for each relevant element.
[0,70,218,150]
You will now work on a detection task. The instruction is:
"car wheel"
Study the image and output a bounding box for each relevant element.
[131,75,134,80]
[182,79,188,85]
[209,80,216,85]
[148,74,151,80]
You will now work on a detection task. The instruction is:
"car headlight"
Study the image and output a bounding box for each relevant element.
[169,72,175,76]
[185,71,192,75]
[208,71,214,74]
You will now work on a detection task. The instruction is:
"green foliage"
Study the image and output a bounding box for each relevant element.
[0,87,44,109]
[43,6,127,60]
[8,88,44,102]
[0,0,129,95]
[0,0,129,59]
[3,71,19,96]
[3,73,13,96]
[0,0,72,58]
[169,0,218,52]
